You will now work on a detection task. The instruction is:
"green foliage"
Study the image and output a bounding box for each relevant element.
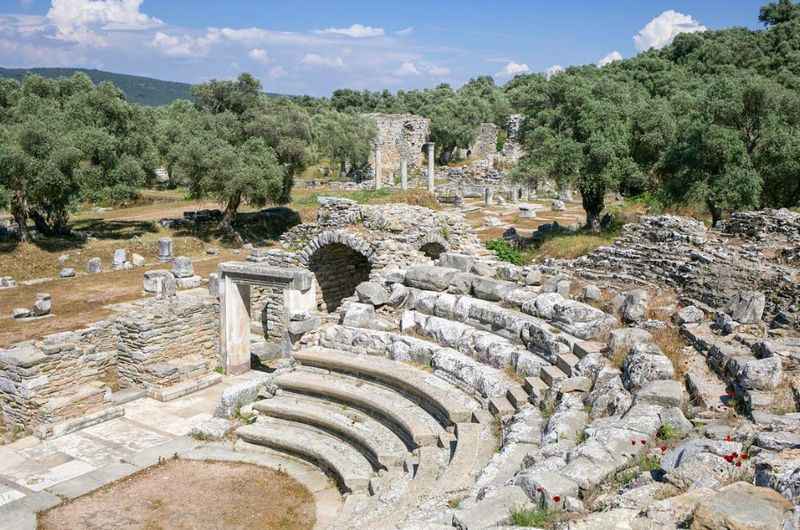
[509,506,555,527]
[311,110,377,179]
[657,423,680,441]
[486,239,524,265]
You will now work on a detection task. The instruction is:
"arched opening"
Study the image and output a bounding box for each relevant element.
[309,243,372,312]
[420,241,446,260]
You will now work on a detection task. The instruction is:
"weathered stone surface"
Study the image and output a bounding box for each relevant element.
[87,257,102,273]
[158,237,173,262]
[439,253,474,273]
[622,289,649,324]
[581,284,602,302]
[171,256,194,278]
[342,303,378,328]
[143,269,175,293]
[753,449,800,504]
[608,328,653,355]
[691,482,793,530]
[356,281,390,306]
[12,307,31,319]
[726,291,766,324]
[622,342,675,391]
[132,253,145,267]
[662,439,746,490]
[112,248,127,269]
[32,293,51,316]
[191,417,234,440]
[636,379,685,408]
[674,305,705,325]
[59,267,75,278]
[405,266,458,292]
[525,269,543,286]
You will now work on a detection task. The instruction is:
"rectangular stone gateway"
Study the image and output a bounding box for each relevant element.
[218,262,316,375]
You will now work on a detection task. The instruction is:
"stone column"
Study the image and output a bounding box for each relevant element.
[400,159,408,191]
[484,187,494,206]
[374,145,382,190]
[220,276,252,375]
[426,143,435,193]
[158,237,173,263]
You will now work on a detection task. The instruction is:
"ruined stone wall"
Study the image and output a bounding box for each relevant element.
[0,293,221,431]
[0,321,117,429]
[469,123,499,160]
[250,285,287,342]
[366,113,430,179]
[116,294,219,388]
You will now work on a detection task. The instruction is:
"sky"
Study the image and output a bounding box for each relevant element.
[0,0,768,96]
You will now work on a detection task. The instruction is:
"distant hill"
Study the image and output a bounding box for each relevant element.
[0,67,193,106]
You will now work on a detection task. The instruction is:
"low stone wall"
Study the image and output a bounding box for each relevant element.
[0,293,220,432]
[0,321,117,429]
[117,294,219,388]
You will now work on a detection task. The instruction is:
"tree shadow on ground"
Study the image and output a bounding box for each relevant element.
[172,207,302,247]
[0,219,161,254]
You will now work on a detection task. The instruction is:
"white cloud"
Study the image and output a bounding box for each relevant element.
[634,10,706,52]
[268,65,287,79]
[315,23,384,38]
[496,61,530,78]
[248,48,270,64]
[150,30,219,58]
[394,61,420,76]
[545,64,564,79]
[427,65,450,77]
[301,53,344,68]
[597,50,623,67]
[46,0,163,46]
[395,27,414,36]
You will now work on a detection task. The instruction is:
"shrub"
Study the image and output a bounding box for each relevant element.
[509,506,554,527]
[486,238,523,265]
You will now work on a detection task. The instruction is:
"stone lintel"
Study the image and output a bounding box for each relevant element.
[218,262,313,291]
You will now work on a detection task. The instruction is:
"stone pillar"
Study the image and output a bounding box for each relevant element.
[158,237,173,263]
[374,145,382,190]
[400,159,408,191]
[484,187,494,206]
[426,143,435,193]
[220,276,252,375]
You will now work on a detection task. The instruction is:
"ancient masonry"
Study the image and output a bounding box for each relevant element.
[366,113,430,181]
[1,203,799,528]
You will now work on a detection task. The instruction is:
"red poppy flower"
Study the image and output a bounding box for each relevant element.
[724,435,732,442]
[740,453,749,460]
[640,439,646,445]
[631,440,636,446]
[660,446,667,452]
[536,486,543,492]
[730,452,738,459]
[735,461,742,467]
[724,455,734,463]
[552,496,561,503]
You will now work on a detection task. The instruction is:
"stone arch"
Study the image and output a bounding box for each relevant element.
[299,231,376,312]
[416,234,450,260]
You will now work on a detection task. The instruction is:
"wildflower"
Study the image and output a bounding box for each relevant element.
[660,446,667,452]
[724,435,732,442]
[552,496,561,503]
[740,453,749,460]
[735,461,742,467]
[640,439,646,445]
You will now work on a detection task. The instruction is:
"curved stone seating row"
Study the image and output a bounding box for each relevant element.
[236,418,374,493]
[253,395,408,469]
[274,370,444,449]
[293,347,473,425]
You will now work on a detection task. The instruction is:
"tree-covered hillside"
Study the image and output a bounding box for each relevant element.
[0,68,193,106]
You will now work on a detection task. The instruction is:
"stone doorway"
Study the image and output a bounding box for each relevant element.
[218,263,315,375]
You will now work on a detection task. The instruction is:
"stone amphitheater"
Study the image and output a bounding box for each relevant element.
[1,198,799,529]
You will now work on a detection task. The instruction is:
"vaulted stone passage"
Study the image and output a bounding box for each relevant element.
[309,243,372,312]
[420,241,446,260]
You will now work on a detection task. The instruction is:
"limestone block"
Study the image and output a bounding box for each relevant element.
[175,275,202,289]
[59,268,75,278]
[32,293,51,316]
[356,281,390,306]
[171,256,194,278]
[143,270,174,293]
[131,253,146,267]
[726,291,766,324]
[112,248,127,269]
[158,237,173,262]
[87,257,102,273]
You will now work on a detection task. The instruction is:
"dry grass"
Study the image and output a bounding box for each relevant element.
[530,232,617,261]
[770,376,799,414]
[504,366,525,385]
[651,326,689,380]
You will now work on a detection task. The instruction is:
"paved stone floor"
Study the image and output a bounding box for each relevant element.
[0,371,260,513]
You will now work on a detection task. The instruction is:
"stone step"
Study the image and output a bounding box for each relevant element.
[274,371,443,449]
[540,365,568,387]
[523,376,549,405]
[488,396,515,418]
[236,418,374,494]
[506,386,530,411]
[573,340,605,359]
[435,423,482,495]
[555,352,580,377]
[452,485,534,529]
[253,396,409,469]
[293,347,473,425]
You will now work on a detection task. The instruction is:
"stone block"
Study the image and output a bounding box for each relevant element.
[171,256,194,278]
[87,257,102,273]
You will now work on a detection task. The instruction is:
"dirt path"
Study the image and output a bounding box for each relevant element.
[38,459,316,530]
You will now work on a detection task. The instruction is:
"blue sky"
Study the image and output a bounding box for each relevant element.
[0,0,767,96]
